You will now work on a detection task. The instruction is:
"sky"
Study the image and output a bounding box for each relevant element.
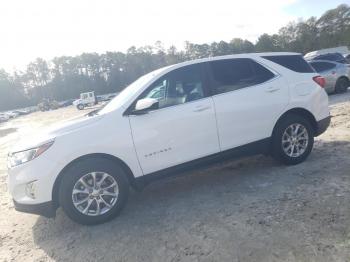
[0,0,348,72]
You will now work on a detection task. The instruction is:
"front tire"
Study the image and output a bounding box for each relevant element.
[272,114,314,165]
[59,158,129,225]
[77,104,84,110]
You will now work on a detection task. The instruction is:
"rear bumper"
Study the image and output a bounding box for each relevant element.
[315,116,331,136]
[13,200,56,218]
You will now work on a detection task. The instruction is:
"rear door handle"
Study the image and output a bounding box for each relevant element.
[266,86,280,93]
[193,105,211,112]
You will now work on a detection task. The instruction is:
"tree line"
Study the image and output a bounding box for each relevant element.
[0,4,349,111]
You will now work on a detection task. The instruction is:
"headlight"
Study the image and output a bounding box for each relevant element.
[8,140,54,168]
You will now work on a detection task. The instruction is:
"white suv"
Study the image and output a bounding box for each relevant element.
[7,53,330,225]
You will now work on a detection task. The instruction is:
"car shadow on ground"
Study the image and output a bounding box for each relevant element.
[31,139,350,261]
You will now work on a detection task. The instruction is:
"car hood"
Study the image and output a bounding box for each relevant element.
[46,114,103,136]
[11,114,104,153]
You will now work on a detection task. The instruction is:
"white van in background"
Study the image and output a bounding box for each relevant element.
[73,91,97,110]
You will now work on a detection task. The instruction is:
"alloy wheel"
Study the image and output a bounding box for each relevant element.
[72,172,119,216]
[281,123,309,158]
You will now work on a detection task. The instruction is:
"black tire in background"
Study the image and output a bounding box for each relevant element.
[272,114,314,165]
[59,158,129,225]
[335,77,349,93]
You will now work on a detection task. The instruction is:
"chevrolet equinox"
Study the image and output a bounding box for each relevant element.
[8,53,330,225]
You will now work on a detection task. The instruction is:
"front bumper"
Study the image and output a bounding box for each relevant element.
[13,200,56,218]
[315,116,331,136]
[7,145,65,215]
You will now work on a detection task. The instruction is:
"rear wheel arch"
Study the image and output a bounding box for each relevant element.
[271,113,314,165]
[272,108,317,138]
[52,153,136,208]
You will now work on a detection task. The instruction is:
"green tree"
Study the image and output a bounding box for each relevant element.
[0,4,349,111]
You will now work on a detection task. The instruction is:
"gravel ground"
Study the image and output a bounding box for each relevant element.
[0,92,350,262]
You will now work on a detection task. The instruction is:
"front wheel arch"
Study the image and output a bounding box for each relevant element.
[52,153,136,209]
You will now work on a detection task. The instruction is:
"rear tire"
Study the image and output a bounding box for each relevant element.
[335,78,349,93]
[59,158,129,225]
[272,114,314,165]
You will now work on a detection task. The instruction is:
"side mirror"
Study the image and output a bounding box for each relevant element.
[133,98,159,114]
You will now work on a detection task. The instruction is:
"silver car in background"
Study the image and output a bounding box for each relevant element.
[309,60,350,94]
[344,53,350,64]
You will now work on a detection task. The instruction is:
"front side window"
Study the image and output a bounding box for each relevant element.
[99,66,169,115]
[145,79,167,100]
[210,58,275,94]
[140,64,205,109]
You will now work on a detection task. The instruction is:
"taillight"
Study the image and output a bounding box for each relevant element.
[313,76,325,88]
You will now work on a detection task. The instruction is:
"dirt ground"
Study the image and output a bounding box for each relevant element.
[0,92,350,262]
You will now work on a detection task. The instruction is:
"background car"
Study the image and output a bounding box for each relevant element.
[58,99,75,107]
[309,60,350,94]
[106,94,116,101]
[5,111,19,119]
[12,109,30,116]
[304,46,350,63]
[306,52,348,64]
[38,99,60,111]
[344,53,350,64]
[0,113,10,122]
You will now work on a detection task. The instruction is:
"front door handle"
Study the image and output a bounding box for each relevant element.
[193,105,211,112]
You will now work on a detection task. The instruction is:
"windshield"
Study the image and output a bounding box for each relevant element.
[98,67,169,114]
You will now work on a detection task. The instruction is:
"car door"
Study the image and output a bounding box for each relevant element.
[208,58,289,151]
[128,63,220,175]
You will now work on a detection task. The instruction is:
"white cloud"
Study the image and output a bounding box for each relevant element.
[0,0,299,72]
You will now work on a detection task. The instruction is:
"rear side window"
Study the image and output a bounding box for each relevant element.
[310,61,336,73]
[263,55,314,73]
[209,58,275,94]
